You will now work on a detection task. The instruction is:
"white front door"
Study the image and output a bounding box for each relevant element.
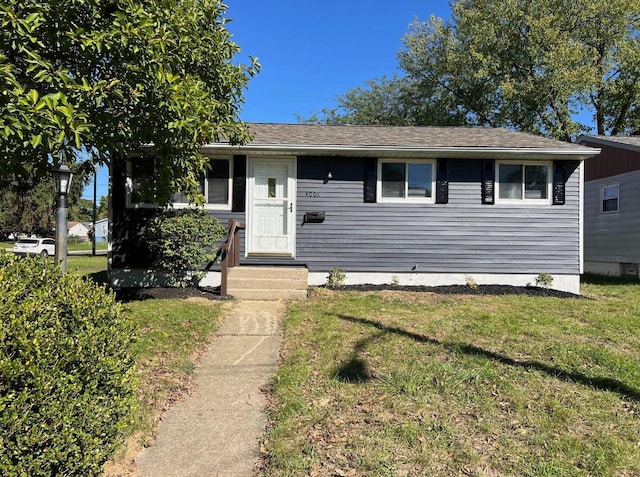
[248,158,296,256]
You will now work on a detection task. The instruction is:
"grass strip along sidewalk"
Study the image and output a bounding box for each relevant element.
[66,257,226,474]
[260,277,640,476]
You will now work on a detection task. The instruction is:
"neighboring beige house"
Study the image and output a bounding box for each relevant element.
[68,221,91,240]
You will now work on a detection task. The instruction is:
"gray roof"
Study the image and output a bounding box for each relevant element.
[206,123,599,160]
[577,135,640,153]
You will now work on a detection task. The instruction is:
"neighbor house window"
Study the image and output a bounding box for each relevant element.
[378,159,435,202]
[127,157,232,209]
[496,162,550,202]
[601,183,619,213]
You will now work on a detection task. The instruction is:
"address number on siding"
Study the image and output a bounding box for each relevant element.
[305,191,320,198]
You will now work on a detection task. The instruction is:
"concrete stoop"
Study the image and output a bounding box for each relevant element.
[227,266,308,300]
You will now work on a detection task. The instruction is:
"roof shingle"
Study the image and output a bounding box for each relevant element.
[238,123,592,151]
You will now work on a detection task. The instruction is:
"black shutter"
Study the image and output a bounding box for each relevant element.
[435,158,449,204]
[552,161,566,205]
[364,158,377,203]
[232,155,246,212]
[482,160,495,204]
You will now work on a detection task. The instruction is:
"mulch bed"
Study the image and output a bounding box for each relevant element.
[114,284,582,302]
[114,286,230,302]
[328,284,584,299]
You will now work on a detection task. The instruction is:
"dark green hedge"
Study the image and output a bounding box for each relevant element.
[145,208,225,287]
[0,252,137,476]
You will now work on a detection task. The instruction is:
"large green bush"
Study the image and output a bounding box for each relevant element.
[0,252,137,476]
[144,208,225,287]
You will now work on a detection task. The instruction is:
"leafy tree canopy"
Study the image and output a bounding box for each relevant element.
[308,0,640,141]
[0,163,91,238]
[300,75,470,127]
[1,0,258,202]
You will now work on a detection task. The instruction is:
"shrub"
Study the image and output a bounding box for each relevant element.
[465,275,478,289]
[0,252,137,477]
[535,272,554,288]
[327,267,346,287]
[144,208,225,287]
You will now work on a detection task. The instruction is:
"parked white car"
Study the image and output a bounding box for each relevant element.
[13,238,56,257]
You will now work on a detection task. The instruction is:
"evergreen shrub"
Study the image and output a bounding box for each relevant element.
[144,208,225,287]
[0,252,136,476]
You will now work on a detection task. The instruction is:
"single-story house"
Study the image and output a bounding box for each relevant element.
[576,135,640,278]
[68,221,91,240]
[109,123,599,294]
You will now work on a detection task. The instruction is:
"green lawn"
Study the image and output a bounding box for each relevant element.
[67,240,108,251]
[67,254,108,278]
[261,278,640,476]
[62,255,639,475]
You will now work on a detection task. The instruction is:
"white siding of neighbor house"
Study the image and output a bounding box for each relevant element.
[68,223,90,238]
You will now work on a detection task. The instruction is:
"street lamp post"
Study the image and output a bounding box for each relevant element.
[52,162,73,272]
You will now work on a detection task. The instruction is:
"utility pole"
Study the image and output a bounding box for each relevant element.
[92,164,97,256]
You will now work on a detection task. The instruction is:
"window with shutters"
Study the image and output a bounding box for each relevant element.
[126,157,232,209]
[601,183,619,213]
[377,159,435,203]
[495,161,551,203]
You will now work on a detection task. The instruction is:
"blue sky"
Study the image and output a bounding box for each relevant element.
[228,1,451,122]
[85,1,452,201]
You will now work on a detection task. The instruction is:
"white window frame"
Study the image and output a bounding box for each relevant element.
[601,182,619,213]
[495,161,552,204]
[377,159,436,203]
[126,157,233,210]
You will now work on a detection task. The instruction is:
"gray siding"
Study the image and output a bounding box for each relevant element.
[585,169,640,263]
[294,157,581,274]
[112,156,582,275]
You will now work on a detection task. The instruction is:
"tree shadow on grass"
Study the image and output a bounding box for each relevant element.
[333,329,387,383]
[336,314,640,402]
[87,270,108,286]
[334,357,372,383]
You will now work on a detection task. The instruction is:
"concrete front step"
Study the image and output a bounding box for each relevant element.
[227,267,308,301]
[227,266,308,280]
[229,289,308,301]
[228,278,307,290]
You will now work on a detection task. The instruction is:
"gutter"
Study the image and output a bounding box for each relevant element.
[201,143,600,160]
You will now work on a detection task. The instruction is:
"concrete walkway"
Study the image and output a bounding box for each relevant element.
[135,300,285,477]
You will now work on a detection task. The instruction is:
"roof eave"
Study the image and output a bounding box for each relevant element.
[201,143,600,160]
[577,135,640,154]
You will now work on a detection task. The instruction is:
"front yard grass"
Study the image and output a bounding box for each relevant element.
[261,278,640,476]
[67,254,108,277]
[125,297,225,438]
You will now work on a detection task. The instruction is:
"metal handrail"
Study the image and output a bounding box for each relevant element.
[220,219,245,297]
